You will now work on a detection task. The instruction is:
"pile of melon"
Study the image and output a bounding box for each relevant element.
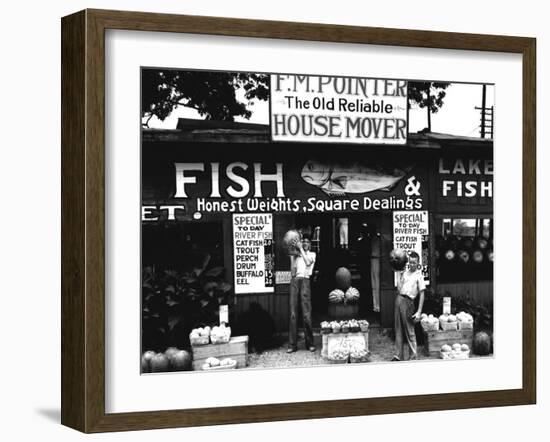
[420,313,439,331]
[210,323,231,344]
[439,313,458,330]
[321,319,369,333]
[456,311,474,329]
[189,326,211,345]
[328,287,360,304]
[440,343,470,360]
[202,357,236,370]
[437,235,493,265]
[141,347,192,373]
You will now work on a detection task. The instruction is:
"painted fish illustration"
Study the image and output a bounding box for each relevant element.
[301,160,412,196]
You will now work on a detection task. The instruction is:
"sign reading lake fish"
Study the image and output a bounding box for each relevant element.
[233,213,274,294]
[393,210,430,283]
[270,74,408,144]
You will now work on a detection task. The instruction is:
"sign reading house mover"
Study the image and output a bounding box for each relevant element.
[270,74,408,144]
[233,213,274,294]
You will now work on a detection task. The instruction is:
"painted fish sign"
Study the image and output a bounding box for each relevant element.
[301,160,412,196]
[141,156,426,219]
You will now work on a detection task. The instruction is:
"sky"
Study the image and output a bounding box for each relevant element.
[144,80,495,139]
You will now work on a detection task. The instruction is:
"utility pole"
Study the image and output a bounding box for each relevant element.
[481,84,486,138]
[476,84,493,139]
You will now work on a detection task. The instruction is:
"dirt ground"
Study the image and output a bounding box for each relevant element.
[247,327,431,369]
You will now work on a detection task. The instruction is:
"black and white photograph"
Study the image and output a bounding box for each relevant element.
[140,68,494,374]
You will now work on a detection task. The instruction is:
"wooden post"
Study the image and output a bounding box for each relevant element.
[481,84,487,138]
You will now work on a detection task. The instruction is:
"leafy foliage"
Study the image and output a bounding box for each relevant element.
[141,69,270,126]
[408,81,450,114]
[142,264,233,352]
[421,288,493,332]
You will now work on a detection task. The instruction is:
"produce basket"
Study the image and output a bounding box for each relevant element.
[439,320,458,331]
[422,322,439,332]
[189,334,210,346]
[201,360,237,370]
[440,350,470,360]
[458,321,474,331]
[210,334,231,344]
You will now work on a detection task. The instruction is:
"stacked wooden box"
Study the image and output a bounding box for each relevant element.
[423,329,473,357]
[191,335,249,370]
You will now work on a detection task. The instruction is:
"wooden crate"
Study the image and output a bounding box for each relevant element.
[192,335,248,370]
[322,331,369,358]
[423,329,473,356]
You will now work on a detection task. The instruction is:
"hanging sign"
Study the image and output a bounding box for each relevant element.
[232,213,274,294]
[392,210,430,283]
[270,74,408,144]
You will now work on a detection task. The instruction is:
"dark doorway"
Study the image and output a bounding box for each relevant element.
[295,213,382,326]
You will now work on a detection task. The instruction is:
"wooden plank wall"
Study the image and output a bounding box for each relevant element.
[436,281,493,306]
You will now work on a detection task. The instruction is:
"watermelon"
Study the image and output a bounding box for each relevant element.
[283,229,301,255]
[150,353,170,373]
[471,249,484,263]
[444,249,455,261]
[169,350,192,371]
[141,350,156,373]
[335,267,352,291]
[328,289,345,303]
[473,331,492,355]
[344,287,360,303]
[476,237,489,250]
[461,238,474,249]
[457,250,470,263]
[389,249,408,271]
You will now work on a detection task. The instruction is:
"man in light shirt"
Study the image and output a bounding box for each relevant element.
[393,251,426,361]
[287,235,317,353]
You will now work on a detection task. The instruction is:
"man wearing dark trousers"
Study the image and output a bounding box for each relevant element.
[287,235,316,353]
[392,251,426,361]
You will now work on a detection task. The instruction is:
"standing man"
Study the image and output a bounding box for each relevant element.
[393,251,426,361]
[288,234,317,353]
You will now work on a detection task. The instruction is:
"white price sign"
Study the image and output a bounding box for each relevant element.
[232,213,274,294]
[393,210,430,283]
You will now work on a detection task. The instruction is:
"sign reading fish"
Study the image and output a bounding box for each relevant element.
[301,160,413,196]
[270,74,408,144]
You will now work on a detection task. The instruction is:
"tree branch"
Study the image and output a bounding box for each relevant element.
[170,99,202,111]
[142,113,153,128]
